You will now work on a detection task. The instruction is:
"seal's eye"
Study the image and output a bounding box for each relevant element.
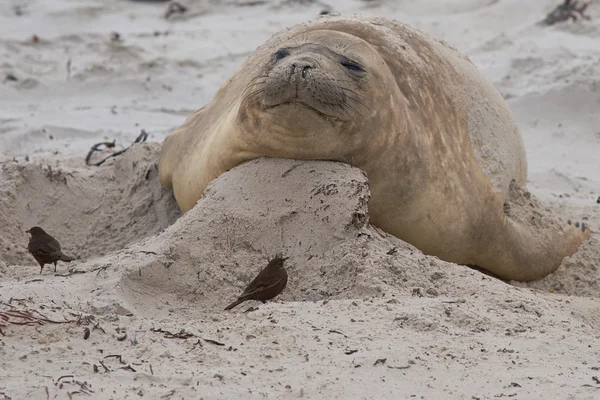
[273,50,289,62]
[341,60,364,73]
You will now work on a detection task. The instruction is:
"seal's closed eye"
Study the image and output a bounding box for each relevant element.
[341,59,364,73]
[273,50,289,62]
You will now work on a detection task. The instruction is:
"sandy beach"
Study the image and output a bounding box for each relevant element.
[1,1,600,399]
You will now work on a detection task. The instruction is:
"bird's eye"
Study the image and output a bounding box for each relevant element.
[273,50,289,62]
[341,60,364,72]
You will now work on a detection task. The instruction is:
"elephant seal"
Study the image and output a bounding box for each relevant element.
[158,15,591,281]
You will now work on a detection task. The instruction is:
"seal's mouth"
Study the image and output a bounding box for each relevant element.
[264,100,341,123]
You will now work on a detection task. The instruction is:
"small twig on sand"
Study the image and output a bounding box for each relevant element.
[164,2,187,19]
[186,339,203,353]
[98,360,110,373]
[280,0,333,10]
[85,129,148,167]
[543,0,591,25]
[151,327,195,339]
[0,308,79,327]
[92,265,110,275]
[104,354,125,364]
[328,329,348,338]
[236,1,268,6]
[7,298,32,306]
[92,323,106,334]
[55,269,86,277]
[84,140,116,166]
[387,364,411,370]
[204,338,225,346]
[161,390,176,399]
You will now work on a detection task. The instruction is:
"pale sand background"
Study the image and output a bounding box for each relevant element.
[1,0,600,399]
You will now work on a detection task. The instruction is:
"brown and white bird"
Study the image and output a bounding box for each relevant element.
[26,226,75,274]
[224,255,289,311]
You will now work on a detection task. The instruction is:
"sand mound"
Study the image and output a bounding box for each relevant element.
[1,150,462,313]
[116,156,472,314]
[2,145,598,311]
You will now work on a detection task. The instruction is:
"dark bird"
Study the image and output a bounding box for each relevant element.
[26,226,75,274]
[225,255,289,311]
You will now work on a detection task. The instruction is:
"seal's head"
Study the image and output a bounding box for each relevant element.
[245,37,371,122]
[237,30,400,161]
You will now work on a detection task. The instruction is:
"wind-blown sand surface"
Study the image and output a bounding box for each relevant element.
[1,0,600,399]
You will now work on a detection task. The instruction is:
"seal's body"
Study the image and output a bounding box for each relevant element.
[159,16,590,281]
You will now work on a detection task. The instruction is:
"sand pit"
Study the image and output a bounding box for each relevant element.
[1,0,600,399]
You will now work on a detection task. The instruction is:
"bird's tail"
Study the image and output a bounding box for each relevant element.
[224,298,244,311]
[60,253,75,262]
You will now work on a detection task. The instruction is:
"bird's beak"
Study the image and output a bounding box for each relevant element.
[281,256,290,261]
[25,229,30,233]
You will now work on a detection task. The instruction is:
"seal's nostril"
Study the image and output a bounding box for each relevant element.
[301,65,311,78]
